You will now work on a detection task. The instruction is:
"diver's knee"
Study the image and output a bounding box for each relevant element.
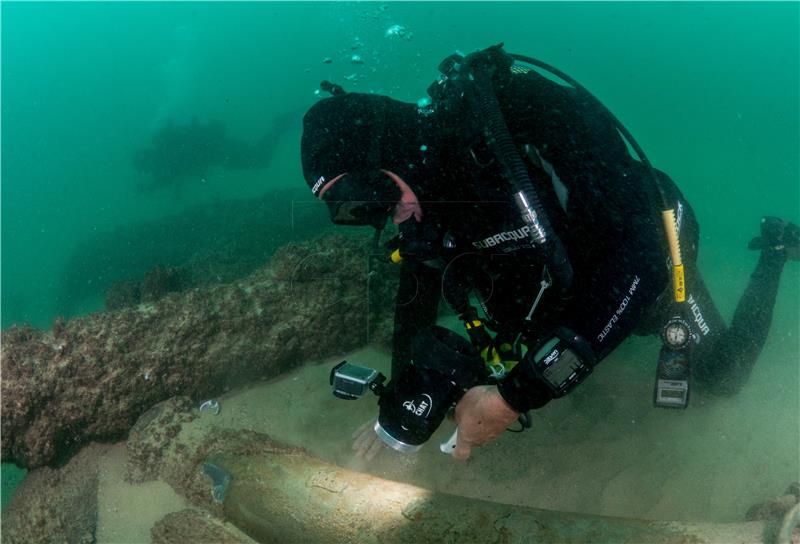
[694,371,745,397]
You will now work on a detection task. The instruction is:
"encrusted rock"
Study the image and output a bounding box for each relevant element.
[745,483,800,521]
[1,444,105,544]
[151,509,256,544]
[125,396,197,483]
[2,233,398,469]
[106,265,194,311]
[57,188,332,317]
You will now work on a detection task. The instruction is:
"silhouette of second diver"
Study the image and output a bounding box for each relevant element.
[133,111,299,192]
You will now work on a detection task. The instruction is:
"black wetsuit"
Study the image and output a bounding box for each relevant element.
[390,66,788,409]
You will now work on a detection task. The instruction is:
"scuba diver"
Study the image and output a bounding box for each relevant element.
[134,118,234,191]
[301,45,799,461]
[134,111,300,192]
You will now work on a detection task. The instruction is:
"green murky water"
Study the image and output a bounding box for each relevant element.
[2,0,798,521]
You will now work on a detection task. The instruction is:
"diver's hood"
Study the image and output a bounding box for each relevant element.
[301,93,426,228]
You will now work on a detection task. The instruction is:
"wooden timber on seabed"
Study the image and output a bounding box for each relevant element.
[188,429,780,544]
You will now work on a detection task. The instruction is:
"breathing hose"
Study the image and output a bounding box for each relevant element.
[463,48,574,291]
[507,52,686,302]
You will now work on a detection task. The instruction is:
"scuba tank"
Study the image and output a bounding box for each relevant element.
[426,43,686,302]
[427,44,574,292]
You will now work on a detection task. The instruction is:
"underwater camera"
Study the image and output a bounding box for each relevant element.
[329,326,486,453]
[330,361,386,400]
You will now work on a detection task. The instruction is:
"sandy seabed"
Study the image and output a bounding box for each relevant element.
[91,315,799,542]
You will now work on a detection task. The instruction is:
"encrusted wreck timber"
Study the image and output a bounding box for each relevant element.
[1,234,398,469]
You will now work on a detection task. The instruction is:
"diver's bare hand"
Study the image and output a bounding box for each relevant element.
[352,418,385,461]
[452,385,519,461]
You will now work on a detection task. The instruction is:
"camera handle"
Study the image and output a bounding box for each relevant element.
[440,428,459,455]
[439,412,532,455]
[368,376,387,396]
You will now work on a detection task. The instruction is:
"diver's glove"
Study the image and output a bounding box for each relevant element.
[748,217,799,261]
